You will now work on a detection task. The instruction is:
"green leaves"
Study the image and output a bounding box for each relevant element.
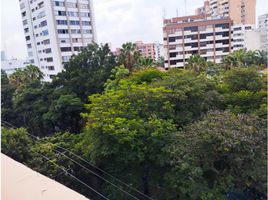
[164,111,267,199]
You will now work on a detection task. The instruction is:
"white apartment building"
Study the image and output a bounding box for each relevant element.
[19,0,96,82]
[258,14,268,52]
[154,42,164,61]
[163,15,232,68]
[232,24,255,51]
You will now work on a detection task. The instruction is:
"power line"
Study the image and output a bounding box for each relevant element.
[53,148,140,200]
[2,121,154,200]
[36,152,110,200]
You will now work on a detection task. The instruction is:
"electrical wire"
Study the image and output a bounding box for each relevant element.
[1,121,154,200]
[36,152,110,200]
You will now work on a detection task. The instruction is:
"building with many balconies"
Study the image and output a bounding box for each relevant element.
[19,0,96,81]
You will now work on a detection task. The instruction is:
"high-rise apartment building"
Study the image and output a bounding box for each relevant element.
[209,0,256,25]
[163,15,232,68]
[19,0,96,81]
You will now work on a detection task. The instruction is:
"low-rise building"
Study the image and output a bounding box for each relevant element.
[1,59,30,75]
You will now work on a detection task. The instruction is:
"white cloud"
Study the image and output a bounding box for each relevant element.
[1,0,267,58]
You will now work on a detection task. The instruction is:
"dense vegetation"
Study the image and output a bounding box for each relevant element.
[1,44,267,200]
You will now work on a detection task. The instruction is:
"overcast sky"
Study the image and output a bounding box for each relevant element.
[1,0,268,59]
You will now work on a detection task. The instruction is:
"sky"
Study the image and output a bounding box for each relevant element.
[1,0,268,59]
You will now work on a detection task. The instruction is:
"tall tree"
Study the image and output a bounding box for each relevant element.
[186,55,207,73]
[118,42,141,71]
[163,111,267,199]
[53,43,117,101]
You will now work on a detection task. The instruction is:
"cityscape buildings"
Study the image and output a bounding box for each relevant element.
[113,41,164,61]
[19,0,96,81]
[135,41,164,61]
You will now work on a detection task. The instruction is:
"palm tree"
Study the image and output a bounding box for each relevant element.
[118,42,141,71]
[137,57,154,68]
[9,65,43,88]
[254,50,267,67]
[186,55,207,73]
[24,65,44,80]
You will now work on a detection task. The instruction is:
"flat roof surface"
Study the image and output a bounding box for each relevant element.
[1,154,89,200]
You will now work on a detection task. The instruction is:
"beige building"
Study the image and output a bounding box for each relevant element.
[209,0,256,25]
[163,15,232,68]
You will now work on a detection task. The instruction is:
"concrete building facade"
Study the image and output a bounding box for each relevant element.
[163,15,232,68]
[19,0,96,81]
[258,14,268,52]
[209,0,256,25]
[1,59,30,75]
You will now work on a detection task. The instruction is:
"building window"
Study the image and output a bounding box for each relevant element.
[56,20,68,25]
[42,30,49,36]
[45,48,52,53]
[233,27,242,31]
[37,11,46,19]
[71,29,81,34]
[47,57,53,62]
[47,66,55,70]
[27,44,32,49]
[60,47,72,52]
[184,26,198,32]
[25,36,30,41]
[67,11,78,17]
[39,20,47,27]
[55,11,66,16]
[80,12,90,17]
[74,47,82,51]
[24,28,29,33]
[215,23,229,29]
[23,19,27,25]
[82,21,91,26]
[21,11,26,17]
[54,1,65,6]
[62,56,71,62]
[43,39,50,45]
[58,29,69,34]
[69,20,80,25]
[60,38,70,43]
[83,29,92,34]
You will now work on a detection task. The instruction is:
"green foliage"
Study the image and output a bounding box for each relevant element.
[1,127,33,163]
[104,65,130,91]
[53,43,117,101]
[186,55,207,73]
[163,111,267,199]
[43,94,84,133]
[222,49,267,70]
[153,69,224,126]
[82,84,177,196]
[118,42,141,71]
[220,68,267,117]
[1,70,16,122]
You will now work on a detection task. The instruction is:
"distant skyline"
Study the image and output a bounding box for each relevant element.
[1,0,268,59]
